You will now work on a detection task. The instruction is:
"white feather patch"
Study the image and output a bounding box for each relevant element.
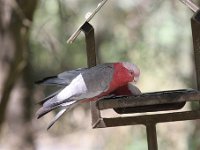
[56,74,87,101]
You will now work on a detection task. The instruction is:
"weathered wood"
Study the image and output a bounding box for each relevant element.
[98,89,200,110]
[94,110,200,128]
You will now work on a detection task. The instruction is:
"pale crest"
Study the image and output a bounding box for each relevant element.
[122,62,140,78]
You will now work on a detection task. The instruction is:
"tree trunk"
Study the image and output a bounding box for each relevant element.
[0,0,38,149]
[0,0,38,132]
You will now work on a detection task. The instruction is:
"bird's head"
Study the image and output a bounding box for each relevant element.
[122,62,140,82]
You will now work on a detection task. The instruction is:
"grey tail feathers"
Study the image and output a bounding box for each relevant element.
[47,108,67,130]
[47,102,78,130]
[36,105,60,119]
[36,89,74,118]
[36,99,76,119]
[36,100,78,128]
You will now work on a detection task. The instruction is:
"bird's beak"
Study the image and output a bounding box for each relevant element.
[133,76,139,83]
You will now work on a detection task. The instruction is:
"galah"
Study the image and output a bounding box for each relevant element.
[36,62,140,129]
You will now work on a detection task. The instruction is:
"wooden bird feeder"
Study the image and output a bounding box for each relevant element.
[67,1,200,150]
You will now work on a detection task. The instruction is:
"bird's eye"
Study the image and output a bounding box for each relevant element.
[130,71,134,75]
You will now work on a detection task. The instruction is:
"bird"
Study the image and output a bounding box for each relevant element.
[36,62,140,129]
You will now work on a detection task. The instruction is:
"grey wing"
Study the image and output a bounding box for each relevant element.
[58,68,88,80]
[44,64,115,105]
[81,63,114,98]
[36,68,88,86]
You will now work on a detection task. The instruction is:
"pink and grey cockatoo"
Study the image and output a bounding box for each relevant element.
[36,62,140,129]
